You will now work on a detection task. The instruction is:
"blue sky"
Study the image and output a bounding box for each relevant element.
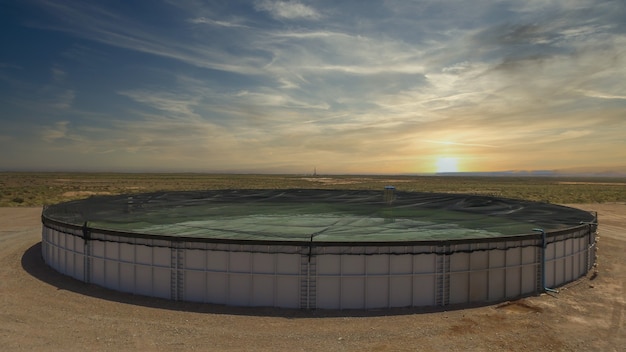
[1,0,625,174]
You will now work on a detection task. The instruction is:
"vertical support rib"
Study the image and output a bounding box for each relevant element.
[82,222,91,284]
[170,242,185,301]
[299,246,317,309]
[435,245,450,306]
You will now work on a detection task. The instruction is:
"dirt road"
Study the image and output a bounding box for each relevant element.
[0,205,624,351]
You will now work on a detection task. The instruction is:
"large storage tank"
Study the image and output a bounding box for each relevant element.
[41,189,597,309]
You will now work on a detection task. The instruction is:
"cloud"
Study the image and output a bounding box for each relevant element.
[423,140,498,148]
[187,17,249,28]
[28,2,267,76]
[51,90,75,109]
[234,90,330,110]
[553,130,592,141]
[3,0,625,173]
[578,90,626,100]
[41,121,70,142]
[0,62,22,70]
[255,0,321,20]
[51,67,66,82]
[118,90,201,119]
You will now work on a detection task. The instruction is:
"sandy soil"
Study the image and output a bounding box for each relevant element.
[0,204,624,351]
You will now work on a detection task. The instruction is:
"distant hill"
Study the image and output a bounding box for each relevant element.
[436,166,626,177]
[552,165,626,177]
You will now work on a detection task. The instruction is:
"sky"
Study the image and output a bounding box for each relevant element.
[1,0,625,174]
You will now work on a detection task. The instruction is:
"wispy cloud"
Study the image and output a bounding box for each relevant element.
[0,62,22,70]
[41,121,70,142]
[51,67,66,82]
[423,140,498,148]
[51,89,75,109]
[187,17,250,28]
[255,0,322,20]
[28,1,267,76]
[578,90,626,100]
[2,0,625,173]
[118,90,202,119]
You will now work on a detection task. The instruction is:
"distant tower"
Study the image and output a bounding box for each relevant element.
[313,167,317,177]
[384,185,396,205]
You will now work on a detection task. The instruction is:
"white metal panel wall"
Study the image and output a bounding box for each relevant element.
[41,227,85,281]
[317,255,341,309]
[544,231,591,289]
[449,251,470,304]
[521,245,537,295]
[412,254,436,306]
[469,250,488,302]
[41,223,596,310]
[315,253,439,309]
[180,250,301,308]
[389,255,413,307]
[505,244,522,299]
[365,255,388,308]
[447,243,538,305]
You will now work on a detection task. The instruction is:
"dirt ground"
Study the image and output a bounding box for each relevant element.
[0,204,624,351]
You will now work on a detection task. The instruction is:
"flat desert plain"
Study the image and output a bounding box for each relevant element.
[0,204,624,351]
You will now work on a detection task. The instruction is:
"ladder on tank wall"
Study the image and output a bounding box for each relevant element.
[300,253,317,309]
[535,243,543,293]
[435,246,450,306]
[170,242,185,301]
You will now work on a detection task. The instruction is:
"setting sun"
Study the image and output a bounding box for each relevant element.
[435,157,459,173]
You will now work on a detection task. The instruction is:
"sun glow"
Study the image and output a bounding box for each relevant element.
[435,157,459,173]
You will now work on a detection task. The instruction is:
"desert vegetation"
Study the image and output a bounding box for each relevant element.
[1,172,625,207]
